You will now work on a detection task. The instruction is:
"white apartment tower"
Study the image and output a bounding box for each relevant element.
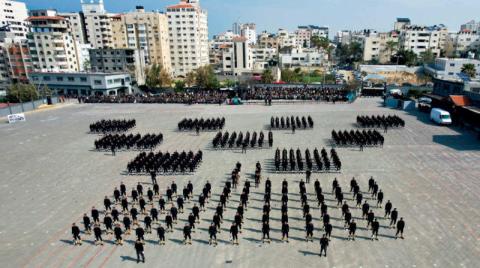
[400,24,448,57]
[26,11,80,72]
[81,0,114,49]
[166,0,209,77]
[0,0,29,40]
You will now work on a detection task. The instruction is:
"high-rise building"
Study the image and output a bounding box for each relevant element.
[0,0,29,40]
[111,6,171,74]
[460,20,480,33]
[58,12,88,44]
[26,10,80,72]
[166,0,209,77]
[81,0,114,49]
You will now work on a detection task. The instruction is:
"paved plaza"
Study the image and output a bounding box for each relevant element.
[0,98,479,268]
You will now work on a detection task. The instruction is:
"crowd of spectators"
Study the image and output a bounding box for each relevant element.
[79,85,351,104]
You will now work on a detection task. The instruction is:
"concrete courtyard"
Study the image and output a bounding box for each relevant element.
[0,98,479,268]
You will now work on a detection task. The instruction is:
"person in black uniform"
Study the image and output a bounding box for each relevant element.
[150,171,157,185]
[166,187,173,203]
[147,188,154,204]
[319,234,329,257]
[323,213,330,229]
[234,213,242,233]
[159,196,166,214]
[139,197,147,215]
[93,224,103,245]
[240,192,248,210]
[137,183,144,197]
[371,218,379,240]
[113,187,121,203]
[165,213,173,232]
[83,214,92,235]
[183,224,192,244]
[216,203,224,220]
[377,190,384,207]
[131,188,139,203]
[192,203,200,223]
[120,182,127,196]
[262,221,270,243]
[368,177,375,193]
[348,220,357,240]
[209,223,217,245]
[188,213,196,232]
[71,223,82,245]
[332,178,338,194]
[123,215,131,235]
[213,213,221,233]
[282,222,289,242]
[362,201,370,219]
[130,207,139,226]
[157,224,166,245]
[367,210,375,228]
[356,193,363,208]
[91,206,100,223]
[344,209,352,229]
[151,206,159,224]
[384,200,392,218]
[199,194,206,212]
[121,197,129,214]
[111,144,116,156]
[135,239,145,263]
[306,169,311,184]
[114,224,123,245]
[153,183,159,196]
[136,226,145,242]
[320,202,328,218]
[306,222,314,242]
[177,196,184,214]
[144,215,152,234]
[171,205,178,224]
[390,208,398,228]
[396,218,405,239]
[230,223,239,245]
[325,222,333,240]
[171,181,177,197]
[104,213,113,234]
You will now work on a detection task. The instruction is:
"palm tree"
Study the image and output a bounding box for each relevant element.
[384,41,399,64]
[461,63,477,78]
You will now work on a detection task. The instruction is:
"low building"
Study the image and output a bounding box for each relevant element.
[279,48,325,68]
[362,32,399,63]
[425,58,480,80]
[221,37,252,76]
[29,71,132,96]
[89,48,146,85]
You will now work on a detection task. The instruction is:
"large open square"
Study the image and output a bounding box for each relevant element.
[1,98,479,268]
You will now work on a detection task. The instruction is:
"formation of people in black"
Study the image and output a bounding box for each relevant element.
[332,129,384,148]
[212,131,273,150]
[178,117,225,132]
[89,119,136,133]
[270,116,314,130]
[357,115,405,129]
[127,151,203,174]
[94,133,163,152]
[274,148,341,172]
[245,86,350,103]
[71,167,406,261]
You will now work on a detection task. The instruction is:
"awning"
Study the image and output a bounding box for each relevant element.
[449,95,471,107]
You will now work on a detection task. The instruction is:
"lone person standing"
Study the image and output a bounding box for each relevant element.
[135,239,145,263]
[319,234,329,257]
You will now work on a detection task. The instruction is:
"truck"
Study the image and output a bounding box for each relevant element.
[430,108,452,125]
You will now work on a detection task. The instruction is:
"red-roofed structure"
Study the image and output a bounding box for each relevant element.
[26,16,65,21]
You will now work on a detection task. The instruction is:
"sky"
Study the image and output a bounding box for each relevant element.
[21,0,480,38]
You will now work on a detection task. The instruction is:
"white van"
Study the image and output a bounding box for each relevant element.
[430,108,452,125]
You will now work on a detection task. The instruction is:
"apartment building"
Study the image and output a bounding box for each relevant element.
[0,0,29,40]
[221,37,252,76]
[399,24,448,57]
[81,0,114,49]
[363,32,399,63]
[166,0,209,77]
[89,48,146,85]
[110,6,171,73]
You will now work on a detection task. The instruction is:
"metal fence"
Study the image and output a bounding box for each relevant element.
[0,97,60,118]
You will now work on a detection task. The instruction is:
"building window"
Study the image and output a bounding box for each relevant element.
[94,80,102,85]
[80,77,87,82]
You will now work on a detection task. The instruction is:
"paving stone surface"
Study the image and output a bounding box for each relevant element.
[0,98,479,268]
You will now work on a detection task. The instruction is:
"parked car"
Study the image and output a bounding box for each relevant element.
[430,108,452,125]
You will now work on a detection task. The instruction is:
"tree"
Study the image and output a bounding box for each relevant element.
[261,69,274,84]
[336,42,363,65]
[311,36,330,50]
[185,71,197,87]
[145,64,171,88]
[384,41,399,63]
[392,49,418,66]
[6,83,38,103]
[83,59,91,72]
[281,69,299,83]
[461,63,476,78]
[174,80,185,92]
[195,65,219,89]
[419,49,435,65]
[222,79,237,88]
